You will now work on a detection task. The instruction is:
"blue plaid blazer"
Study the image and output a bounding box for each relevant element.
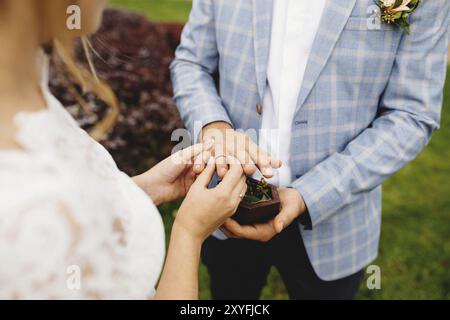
[171,0,449,280]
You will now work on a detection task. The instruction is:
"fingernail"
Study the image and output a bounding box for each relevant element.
[264,168,273,176]
[278,221,284,233]
[203,138,215,150]
[272,160,282,168]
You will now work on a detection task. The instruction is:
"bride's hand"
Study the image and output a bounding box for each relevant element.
[133,139,214,206]
[174,156,247,242]
[155,156,246,300]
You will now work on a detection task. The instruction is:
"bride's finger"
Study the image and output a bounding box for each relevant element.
[194,157,216,188]
[193,150,211,174]
[174,139,215,165]
[230,177,247,204]
[216,156,244,193]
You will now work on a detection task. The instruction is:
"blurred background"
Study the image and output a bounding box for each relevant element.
[51,0,450,299]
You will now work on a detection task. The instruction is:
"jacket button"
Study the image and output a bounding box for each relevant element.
[256,103,263,115]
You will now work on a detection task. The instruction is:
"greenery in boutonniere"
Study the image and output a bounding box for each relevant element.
[242,178,273,204]
[375,0,421,34]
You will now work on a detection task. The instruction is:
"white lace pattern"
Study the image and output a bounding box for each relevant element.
[0,56,165,299]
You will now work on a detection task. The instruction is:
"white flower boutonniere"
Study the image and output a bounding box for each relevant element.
[376,0,421,34]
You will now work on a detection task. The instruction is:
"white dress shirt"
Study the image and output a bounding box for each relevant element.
[260,0,326,187]
[214,0,326,240]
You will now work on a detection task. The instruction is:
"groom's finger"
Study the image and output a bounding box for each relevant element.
[273,206,298,234]
[236,138,257,176]
[273,195,301,234]
[222,219,277,242]
[215,143,229,179]
[246,142,275,178]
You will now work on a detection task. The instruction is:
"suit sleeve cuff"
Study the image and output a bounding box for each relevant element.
[298,210,313,230]
[290,168,344,228]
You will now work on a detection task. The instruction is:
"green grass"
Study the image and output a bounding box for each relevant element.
[110,0,450,300]
[109,0,192,21]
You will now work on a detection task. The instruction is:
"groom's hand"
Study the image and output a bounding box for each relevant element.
[194,121,282,179]
[221,188,307,242]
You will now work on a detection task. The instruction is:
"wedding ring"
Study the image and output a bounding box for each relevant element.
[215,155,227,160]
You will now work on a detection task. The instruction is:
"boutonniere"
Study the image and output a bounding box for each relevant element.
[376,0,421,34]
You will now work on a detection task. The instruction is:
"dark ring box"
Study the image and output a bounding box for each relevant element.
[232,178,280,225]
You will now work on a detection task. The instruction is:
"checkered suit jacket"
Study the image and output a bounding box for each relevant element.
[171,0,449,280]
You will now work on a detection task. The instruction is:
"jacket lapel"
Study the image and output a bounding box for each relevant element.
[295,0,357,112]
[252,0,273,102]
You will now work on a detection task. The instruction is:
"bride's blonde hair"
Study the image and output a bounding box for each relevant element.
[53,37,119,141]
[0,0,117,140]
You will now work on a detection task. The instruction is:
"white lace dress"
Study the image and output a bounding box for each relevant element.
[0,61,165,299]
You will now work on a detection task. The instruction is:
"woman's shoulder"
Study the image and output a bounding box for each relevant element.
[0,151,63,193]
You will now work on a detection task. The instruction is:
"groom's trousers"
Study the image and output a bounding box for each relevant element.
[201,222,364,300]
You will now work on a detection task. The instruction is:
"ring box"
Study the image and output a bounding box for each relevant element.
[232,178,280,225]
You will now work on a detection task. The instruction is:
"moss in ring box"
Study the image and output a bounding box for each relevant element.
[232,178,280,225]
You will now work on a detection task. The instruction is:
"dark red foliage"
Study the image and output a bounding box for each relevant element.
[49,8,185,176]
